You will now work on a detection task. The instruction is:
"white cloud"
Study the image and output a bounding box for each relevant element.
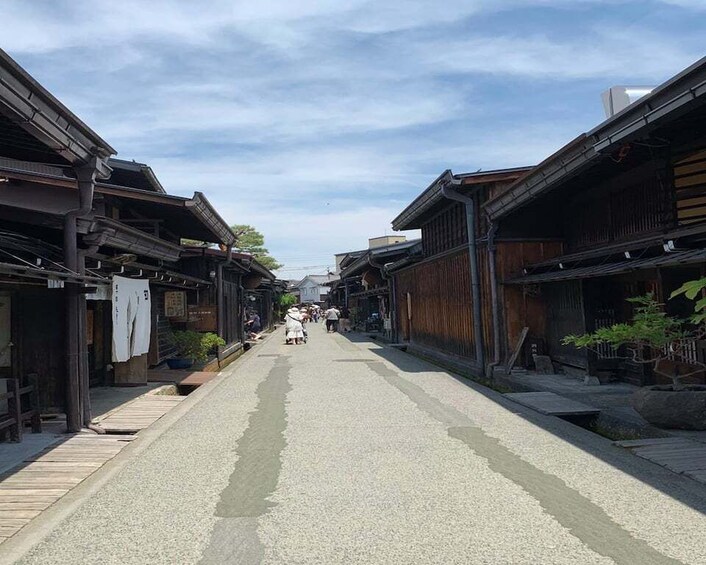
[2,0,700,276]
[657,0,706,8]
[413,28,700,80]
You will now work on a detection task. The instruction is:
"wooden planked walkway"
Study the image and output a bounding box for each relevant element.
[148,369,217,387]
[0,390,186,545]
[504,392,601,417]
[0,434,133,542]
[96,394,184,434]
[615,437,706,485]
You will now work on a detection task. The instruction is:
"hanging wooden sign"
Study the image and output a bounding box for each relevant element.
[164,291,187,318]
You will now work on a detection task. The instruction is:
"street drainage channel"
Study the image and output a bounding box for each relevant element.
[502,391,665,441]
[556,412,668,442]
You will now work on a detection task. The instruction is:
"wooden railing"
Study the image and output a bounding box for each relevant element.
[0,373,41,442]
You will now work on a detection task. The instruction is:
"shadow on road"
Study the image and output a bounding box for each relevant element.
[338,331,706,517]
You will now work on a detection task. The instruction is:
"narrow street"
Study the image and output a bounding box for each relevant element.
[10,326,706,565]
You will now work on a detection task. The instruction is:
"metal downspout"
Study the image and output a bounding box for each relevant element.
[381,262,398,342]
[78,239,107,433]
[487,220,501,366]
[64,159,104,433]
[369,254,393,338]
[441,180,486,373]
[217,245,234,346]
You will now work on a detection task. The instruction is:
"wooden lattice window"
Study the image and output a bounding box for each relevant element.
[675,149,706,226]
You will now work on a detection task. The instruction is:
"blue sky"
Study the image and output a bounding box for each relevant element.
[4,0,704,279]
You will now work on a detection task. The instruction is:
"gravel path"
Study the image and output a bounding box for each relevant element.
[15,325,706,564]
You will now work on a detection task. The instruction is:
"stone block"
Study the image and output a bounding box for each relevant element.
[533,355,554,374]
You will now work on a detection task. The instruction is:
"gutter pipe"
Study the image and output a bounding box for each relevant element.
[78,238,107,433]
[381,261,399,342]
[368,254,393,338]
[64,157,109,433]
[441,177,486,373]
[217,245,234,344]
[487,220,501,366]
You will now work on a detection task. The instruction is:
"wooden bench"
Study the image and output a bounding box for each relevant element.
[0,374,41,442]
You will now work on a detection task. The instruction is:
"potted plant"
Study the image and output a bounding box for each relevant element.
[167,330,225,369]
[563,294,706,430]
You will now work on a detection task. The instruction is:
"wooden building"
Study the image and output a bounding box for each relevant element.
[337,239,421,336]
[485,56,706,384]
[90,174,237,377]
[180,247,279,360]
[0,49,242,439]
[390,167,551,376]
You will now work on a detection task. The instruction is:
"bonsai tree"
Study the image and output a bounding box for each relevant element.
[563,294,704,391]
[171,330,225,362]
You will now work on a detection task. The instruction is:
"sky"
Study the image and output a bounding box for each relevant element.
[3,0,704,279]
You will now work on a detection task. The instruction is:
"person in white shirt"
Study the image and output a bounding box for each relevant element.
[324,306,340,333]
[285,307,305,345]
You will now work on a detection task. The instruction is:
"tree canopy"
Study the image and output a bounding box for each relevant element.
[232,224,283,271]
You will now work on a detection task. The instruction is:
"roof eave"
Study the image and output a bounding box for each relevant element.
[486,56,706,221]
[186,192,236,246]
[392,170,451,231]
[0,48,116,163]
[394,168,533,230]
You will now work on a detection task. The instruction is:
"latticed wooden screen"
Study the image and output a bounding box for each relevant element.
[675,149,706,226]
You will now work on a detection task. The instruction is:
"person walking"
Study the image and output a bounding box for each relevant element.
[285,307,305,345]
[339,305,350,333]
[324,305,341,333]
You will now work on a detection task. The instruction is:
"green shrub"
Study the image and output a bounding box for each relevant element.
[171,330,225,361]
[563,294,700,389]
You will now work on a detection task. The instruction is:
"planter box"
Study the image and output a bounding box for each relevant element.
[166,358,194,370]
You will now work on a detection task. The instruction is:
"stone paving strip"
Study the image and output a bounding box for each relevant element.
[0,392,184,544]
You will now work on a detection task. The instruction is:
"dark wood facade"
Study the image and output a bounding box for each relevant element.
[486,58,706,384]
[0,49,246,439]
[394,248,474,358]
[390,168,540,374]
[337,240,420,337]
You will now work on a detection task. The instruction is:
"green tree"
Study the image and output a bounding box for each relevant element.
[231,224,283,271]
[563,294,703,390]
[274,293,297,318]
[671,277,706,323]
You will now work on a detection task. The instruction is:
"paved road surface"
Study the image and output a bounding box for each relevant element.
[14,325,706,564]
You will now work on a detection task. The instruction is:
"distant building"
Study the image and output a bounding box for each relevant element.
[334,235,407,272]
[291,274,339,303]
[368,235,407,249]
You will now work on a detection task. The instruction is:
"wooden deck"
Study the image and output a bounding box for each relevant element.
[0,388,187,545]
[504,392,601,417]
[615,437,706,485]
[96,394,184,434]
[0,434,133,542]
[148,369,218,388]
